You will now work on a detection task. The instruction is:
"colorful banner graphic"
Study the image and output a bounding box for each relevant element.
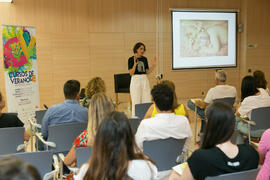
[2,25,40,112]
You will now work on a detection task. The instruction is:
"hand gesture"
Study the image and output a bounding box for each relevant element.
[134,53,138,65]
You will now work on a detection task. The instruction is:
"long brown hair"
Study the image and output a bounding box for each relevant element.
[84,111,155,180]
[253,70,267,89]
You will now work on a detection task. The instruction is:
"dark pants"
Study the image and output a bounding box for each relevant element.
[187,100,206,133]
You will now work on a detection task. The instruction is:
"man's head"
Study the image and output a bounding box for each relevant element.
[151,84,173,112]
[63,80,80,100]
[215,70,226,84]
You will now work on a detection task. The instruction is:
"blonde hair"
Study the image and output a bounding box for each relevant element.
[85,77,106,99]
[87,93,114,145]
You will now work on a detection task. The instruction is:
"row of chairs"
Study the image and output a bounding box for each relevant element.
[1,104,267,179]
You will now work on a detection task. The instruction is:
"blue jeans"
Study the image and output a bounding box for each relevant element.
[187,100,206,133]
[235,116,265,144]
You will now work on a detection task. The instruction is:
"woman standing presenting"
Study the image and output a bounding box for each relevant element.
[128,42,156,116]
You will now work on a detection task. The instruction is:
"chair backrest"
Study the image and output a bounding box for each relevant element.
[231,130,240,144]
[114,73,131,93]
[47,122,87,154]
[205,168,260,180]
[0,127,24,155]
[135,103,153,119]
[213,97,235,107]
[35,110,47,125]
[6,112,18,116]
[143,138,186,171]
[128,118,141,134]
[76,146,92,167]
[15,151,53,178]
[251,106,270,131]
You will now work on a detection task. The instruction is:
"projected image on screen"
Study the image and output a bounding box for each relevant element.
[180,20,228,57]
[172,11,237,70]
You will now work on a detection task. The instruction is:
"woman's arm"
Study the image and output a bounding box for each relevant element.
[129,56,138,76]
[183,106,190,120]
[24,131,30,141]
[64,146,77,167]
[146,56,157,74]
[235,102,241,117]
[169,165,195,180]
[144,104,154,119]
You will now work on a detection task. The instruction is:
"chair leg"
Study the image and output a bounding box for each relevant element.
[115,93,119,110]
[248,123,251,144]
[129,94,132,113]
[194,106,197,145]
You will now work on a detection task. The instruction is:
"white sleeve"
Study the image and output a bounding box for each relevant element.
[128,160,158,180]
[238,98,252,116]
[204,88,213,104]
[135,122,147,150]
[74,163,89,180]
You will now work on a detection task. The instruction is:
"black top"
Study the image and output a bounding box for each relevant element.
[187,144,259,180]
[0,113,24,128]
[128,56,149,75]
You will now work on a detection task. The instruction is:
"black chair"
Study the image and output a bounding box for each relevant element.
[76,146,92,167]
[143,138,186,171]
[213,97,235,107]
[114,73,131,110]
[245,106,270,142]
[205,168,260,180]
[6,112,18,116]
[16,151,54,178]
[135,103,153,119]
[35,110,47,125]
[37,122,87,154]
[0,151,59,180]
[128,118,141,134]
[0,127,25,155]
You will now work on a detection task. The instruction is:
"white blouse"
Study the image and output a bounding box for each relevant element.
[238,91,270,119]
[74,159,158,180]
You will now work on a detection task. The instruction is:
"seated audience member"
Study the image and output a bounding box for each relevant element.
[0,155,41,180]
[0,92,29,141]
[64,93,114,166]
[81,77,106,108]
[74,111,158,180]
[235,76,270,143]
[135,83,192,150]
[169,102,259,180]
[256,129,270,180]
[187,70,237,135]
[253,70,269,95]
[144,80,189,119]
[41,80,88,140]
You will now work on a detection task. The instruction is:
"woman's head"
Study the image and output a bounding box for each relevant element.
[160,80,178,110]
[241,76,259,101]
[0,155,41,180]
[253,70,267,89]
[87,93,114,143]
[133,42,146,56]
[201,102,235,149]
[85,77,106,99]
[84,111,152,180]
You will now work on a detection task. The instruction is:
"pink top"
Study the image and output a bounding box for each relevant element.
[257,129,270,180]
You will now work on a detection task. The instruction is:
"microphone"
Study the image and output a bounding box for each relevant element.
[43,104,49,110]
